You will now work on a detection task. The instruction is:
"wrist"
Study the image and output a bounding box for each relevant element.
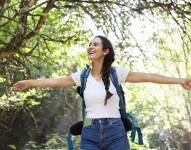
[27,80,33,87]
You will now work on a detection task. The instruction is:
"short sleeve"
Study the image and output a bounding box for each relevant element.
[115,67,129,84]
[71,71,81,86]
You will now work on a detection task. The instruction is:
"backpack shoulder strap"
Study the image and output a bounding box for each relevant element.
[80,66,91,120]
[80,68,90,97]
[110,67,127,118]
[110,67,121,95]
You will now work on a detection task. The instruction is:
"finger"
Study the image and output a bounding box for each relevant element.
[13,84,25,91]
[13,82,22,87]
[16,83,25,88]
[12,86,18,91]
[17,85,26,90]
[13,85,22,90]
[13,84,22,89]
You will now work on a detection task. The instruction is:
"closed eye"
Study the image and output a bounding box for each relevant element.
[89,42,99,47]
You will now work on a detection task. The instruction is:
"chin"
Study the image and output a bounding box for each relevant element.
[88,55,95,60]
[88,55,102,61]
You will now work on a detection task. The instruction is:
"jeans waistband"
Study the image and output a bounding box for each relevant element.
[91,118,121,124]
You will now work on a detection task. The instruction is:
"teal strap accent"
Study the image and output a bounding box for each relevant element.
[137,127,143,145]
[66,133,74,150]
[130,124,136,142]
[130,124,143,145]
[127,113,133,120]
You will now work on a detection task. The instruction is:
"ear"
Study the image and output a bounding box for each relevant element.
[103,49,109,55]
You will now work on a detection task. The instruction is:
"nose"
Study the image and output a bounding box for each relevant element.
[88,46,94,52]
[89,44,94,49]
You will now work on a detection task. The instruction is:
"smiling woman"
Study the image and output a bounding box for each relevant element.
[88,38,108,59]
[12,35,191,150]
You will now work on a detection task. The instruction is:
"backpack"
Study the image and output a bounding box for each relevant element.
[66,66,143,150]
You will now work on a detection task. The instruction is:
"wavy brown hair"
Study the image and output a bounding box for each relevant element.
[95,35,115,105]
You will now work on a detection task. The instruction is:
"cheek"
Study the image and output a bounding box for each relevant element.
[96,46,103,53]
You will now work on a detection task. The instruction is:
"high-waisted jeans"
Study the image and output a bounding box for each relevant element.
[80,118,130,150]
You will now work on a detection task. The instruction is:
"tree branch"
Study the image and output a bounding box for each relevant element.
[0,0,56,60]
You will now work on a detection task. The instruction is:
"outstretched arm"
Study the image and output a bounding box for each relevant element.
[12,76,75,91]
[126,72,191,91]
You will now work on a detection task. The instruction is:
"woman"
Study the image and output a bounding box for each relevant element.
[13,36,191,150]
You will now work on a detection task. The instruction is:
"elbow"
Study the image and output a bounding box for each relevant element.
[126,72,152,83]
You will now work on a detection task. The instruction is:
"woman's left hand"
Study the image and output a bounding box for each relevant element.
[181,79,191,91]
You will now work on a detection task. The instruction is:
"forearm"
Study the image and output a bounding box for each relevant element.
[127,72,184,84]
[12,76,75,91]
[145,73,184,84]
[29,76,74,88]
[29,79,60,88]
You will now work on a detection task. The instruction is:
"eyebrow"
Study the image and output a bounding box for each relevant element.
[89,42,100,45]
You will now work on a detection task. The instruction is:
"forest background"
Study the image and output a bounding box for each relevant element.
[0,0,191,149]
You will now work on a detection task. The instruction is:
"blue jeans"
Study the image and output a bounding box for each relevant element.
[80,118,130,150]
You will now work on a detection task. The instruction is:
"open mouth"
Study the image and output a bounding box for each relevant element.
[88,51,96,55]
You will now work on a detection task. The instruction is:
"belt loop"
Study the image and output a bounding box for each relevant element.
[108,118,112,125]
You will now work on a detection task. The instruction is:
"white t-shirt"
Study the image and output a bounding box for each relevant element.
[71,67,129,118]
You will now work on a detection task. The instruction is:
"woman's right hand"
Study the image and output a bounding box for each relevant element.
[12,80,31,91]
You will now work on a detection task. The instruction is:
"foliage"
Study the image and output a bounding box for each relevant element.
[0,0,191,149]
[23,133,81,150]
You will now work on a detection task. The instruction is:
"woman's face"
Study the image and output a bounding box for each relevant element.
[87,37,108,61]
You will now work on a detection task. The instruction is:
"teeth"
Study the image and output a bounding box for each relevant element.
[89,52,95,54]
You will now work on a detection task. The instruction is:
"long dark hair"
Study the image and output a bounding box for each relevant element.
[95,35,115,105]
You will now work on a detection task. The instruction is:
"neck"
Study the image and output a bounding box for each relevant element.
[90,59,104,76]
